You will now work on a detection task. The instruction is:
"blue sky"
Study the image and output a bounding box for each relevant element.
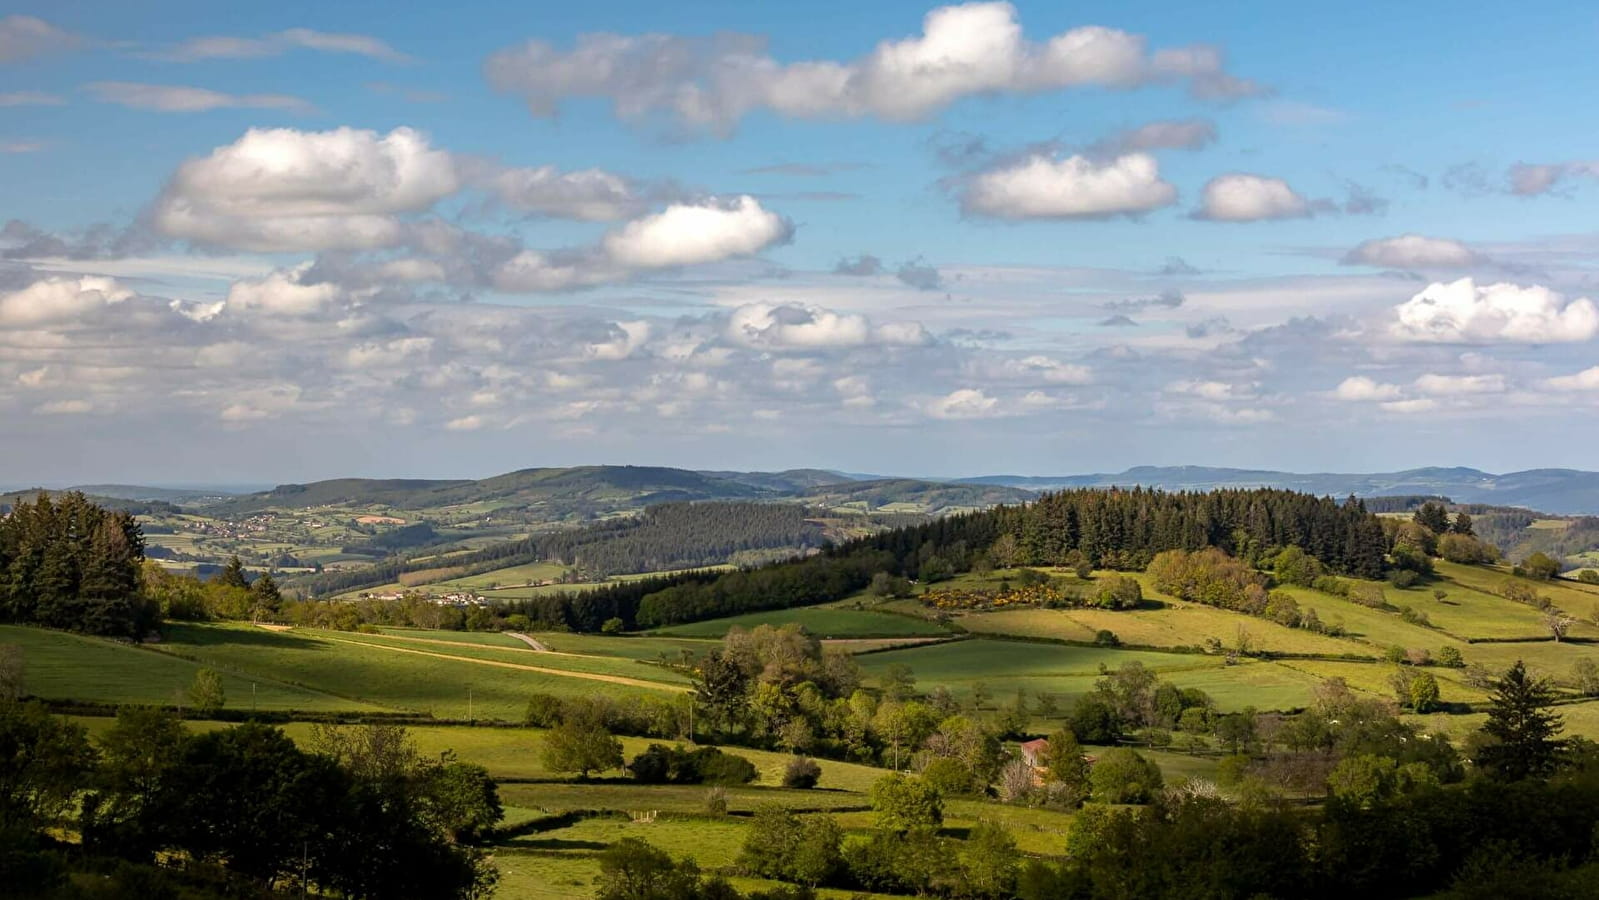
[3,1,1599,483]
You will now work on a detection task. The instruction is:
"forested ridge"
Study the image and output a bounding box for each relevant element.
[494,487,1389,632]
[301,501,829,596]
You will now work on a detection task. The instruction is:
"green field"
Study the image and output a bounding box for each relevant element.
[140,623,683,720]
[655,606,950,639]
[0,624,383,712]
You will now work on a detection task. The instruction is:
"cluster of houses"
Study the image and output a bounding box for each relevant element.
[356,589,491,607]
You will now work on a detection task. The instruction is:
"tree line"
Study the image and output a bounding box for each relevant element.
[1,707,500,898]
[521,487,1391,632]
[0,492,156,638]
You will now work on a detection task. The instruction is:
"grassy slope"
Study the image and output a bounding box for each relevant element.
[655,607,949,639]
[145,623,679,720]
[0,624,381,712]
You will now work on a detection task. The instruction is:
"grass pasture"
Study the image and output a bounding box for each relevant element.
[654,606,949,639]
[145,623,681,721]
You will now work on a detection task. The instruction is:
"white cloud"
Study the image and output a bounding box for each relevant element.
[445,414,485,431]
[961,152,1176,219]
[1,140,47,154]
[1414,373,1506,395]
[490,165,642,221]
[224,265,349,317]
[0,15,79,63]
[0,276,133,326]
[152,126,459,252]
[486,2,1259,132]
[1167,379,1256,401]
[1333,375,1402,401]
[728,303,867,349]
[585,321,652,360]
[1380,398,1437,414]
[87,82,313,114]
[492,250,621,292]
[834,375,875,407]
[1342,234,1477,269]
[1194,174,1310,222]
[152,28,410,63]
[1006,356,1093,384]
[925,388,1000,419]
[1548,366,1599,392]
[602,195,789,268]
[1391,278,1599,343]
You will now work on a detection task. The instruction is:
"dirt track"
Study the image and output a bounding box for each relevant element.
[313,633,688,692]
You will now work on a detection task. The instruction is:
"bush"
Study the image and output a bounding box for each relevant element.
[525,693,565,728]
[1093,629,1120,647]
[919,757,974,797]
[628,744,758,785]
[1438,533,1498,565]
[1579,570,1599,585]
[704,786,728,816]
[1091,575,1143,609]
[782,756,822,790]
[1089,748,1164,804]
[600,617,625,634]
[1436,646,1464,668]
[1519,552,1562,580]
[1347,583,1389,609]
[1390,570,1420,589]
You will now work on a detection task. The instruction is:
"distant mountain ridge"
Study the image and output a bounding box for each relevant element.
[955,466,1599,515]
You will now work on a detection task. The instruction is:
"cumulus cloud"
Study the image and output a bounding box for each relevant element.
[1193,173,1310,221]
[1088,118,1216,156]
[0,15,79,63]
[224,265,353,317]
[152,126,460,252]
[1166,379,1257,401]
[0,276,133,326]
[1391,277,1599,343]
[925,387,1000,419]
[602,195,790,268]
[150,28,411,63]
[1507,160,1599,196]
[726,302,929,350]
[1333,376,1403,401]
[488,165,643,221]
[87,81,314,114]
[961,152,1176,219]
[1380,398,1437,414]
[1414,373,1505,395]
[486,2,1260,133]
[1547,366,1599,392]
[1342,234,1478,269]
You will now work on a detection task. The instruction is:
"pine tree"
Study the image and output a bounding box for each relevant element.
[1413,502,1451,535]
[250,573,282,619]
[1452,512,1475,536]
[1474,660,1565,780]
[216,556,249,589]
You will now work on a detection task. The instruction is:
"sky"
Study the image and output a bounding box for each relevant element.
[3,1,1599,484]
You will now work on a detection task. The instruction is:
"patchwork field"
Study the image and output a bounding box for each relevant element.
[655,606,949,638]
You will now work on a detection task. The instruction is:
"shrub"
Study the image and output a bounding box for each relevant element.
[1091,575,1143,609]
[782,756,822,790]
[1264,592,1301,628]
[1089,748,1164,804]
[869,774,943,831]
[626,743,757,785]
[1390,570,1420,589]
[1436,646,1464,668]
[1313,575,1351,596]
[704,786,728,816]
[1438,533,1499,565]
[525,693,565,728]
[1519,552,1562,580]
[1093,629,1121,647]
[919,757,974,797]
[1579,570,1599,585]
[600,617,625,634]
[1271,546,1325,587]
[1347,583,1389,609]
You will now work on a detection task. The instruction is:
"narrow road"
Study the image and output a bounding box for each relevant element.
[505,632,552,652]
